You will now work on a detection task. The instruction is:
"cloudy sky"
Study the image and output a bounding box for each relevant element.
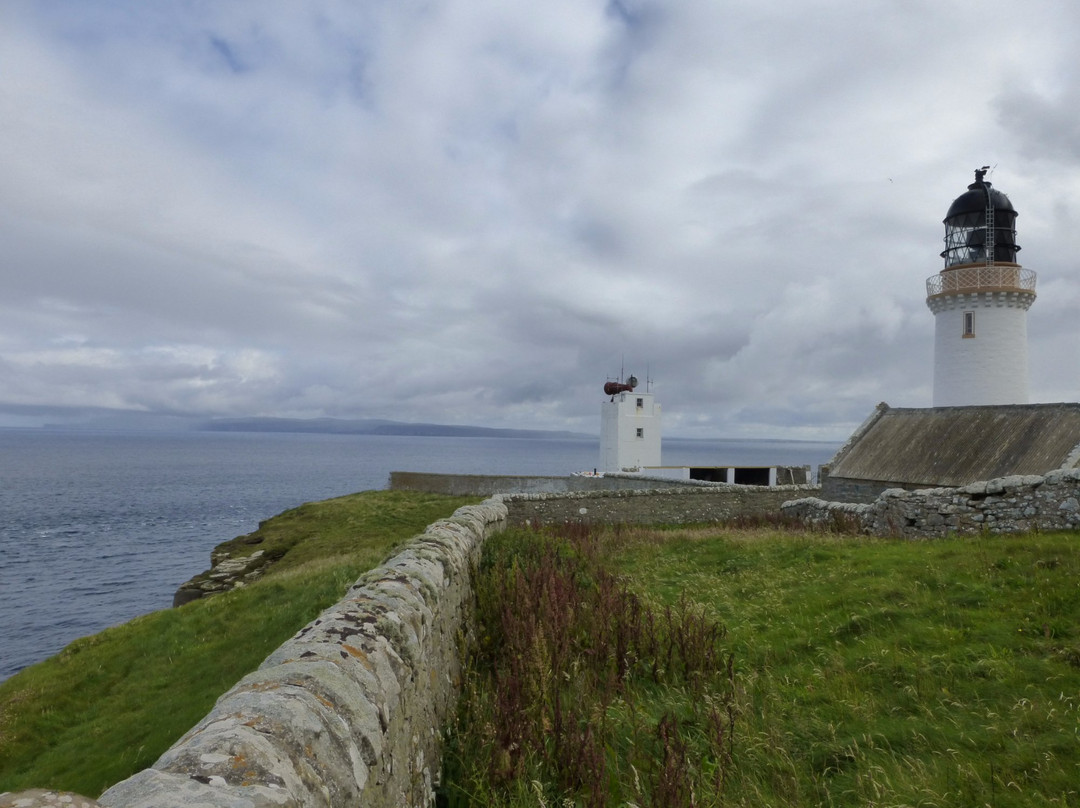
[2,1,1078,439]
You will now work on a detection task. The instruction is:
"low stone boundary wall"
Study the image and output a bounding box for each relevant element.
[782,469,1080,538]
[87,499,508,808]
[502,484,819,525]
[389,471,693,496]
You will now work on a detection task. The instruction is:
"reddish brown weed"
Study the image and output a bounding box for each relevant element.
[444,523,737,807]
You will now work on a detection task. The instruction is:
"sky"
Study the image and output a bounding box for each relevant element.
[2,1,1079,440]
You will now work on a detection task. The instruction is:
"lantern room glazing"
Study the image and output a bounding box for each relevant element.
[941,167,1020,268]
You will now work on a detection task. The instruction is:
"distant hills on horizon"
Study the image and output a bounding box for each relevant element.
[200,418,843,445]
[33,411,588,439]
[200,416,593,440]
[33,412,840,444]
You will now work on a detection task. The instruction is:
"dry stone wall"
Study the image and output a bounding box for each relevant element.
[90,499,507,808]
[782,468,1080,538]
[389,471,695,496]
[501,483,819,525]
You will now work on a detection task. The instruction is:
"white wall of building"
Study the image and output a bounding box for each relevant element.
[599,391,661,472]
[931,291,1032,406]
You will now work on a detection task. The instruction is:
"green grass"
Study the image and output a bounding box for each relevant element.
[0,490,477,798]
[8,502,1079,806]
[613,526,1080,807]
[444,524,1080,807]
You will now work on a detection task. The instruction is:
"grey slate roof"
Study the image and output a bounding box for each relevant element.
[828,402,1080,488]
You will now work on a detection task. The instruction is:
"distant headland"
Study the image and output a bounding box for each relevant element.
[200,416,592,440]
[32,412,592,439]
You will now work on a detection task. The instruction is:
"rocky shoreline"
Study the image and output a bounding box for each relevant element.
[172,540,274,607]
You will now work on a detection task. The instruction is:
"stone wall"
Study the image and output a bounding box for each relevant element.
[820,475,926,504]
[388,471,693,496]
[390,470,814,497]
[91,499,507,808]
[782,468,1080,538]
[502,483,819,526]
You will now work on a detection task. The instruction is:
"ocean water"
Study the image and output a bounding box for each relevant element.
[0,429,839,682]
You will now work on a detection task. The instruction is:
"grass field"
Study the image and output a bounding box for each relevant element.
[0,490,476,798]
[4,496,1078,806]
[444,523,1080,807]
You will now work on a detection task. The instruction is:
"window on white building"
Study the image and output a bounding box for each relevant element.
[963,311,975,338]
[636,428,644,438]
[636,397,644,408]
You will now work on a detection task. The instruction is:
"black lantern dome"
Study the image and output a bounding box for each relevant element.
[941,167,1020,268]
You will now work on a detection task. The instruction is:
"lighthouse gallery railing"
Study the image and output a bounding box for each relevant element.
[926,265,1037,297]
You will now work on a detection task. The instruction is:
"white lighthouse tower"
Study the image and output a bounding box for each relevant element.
[599,374,661,473]
[927,168,1037,406]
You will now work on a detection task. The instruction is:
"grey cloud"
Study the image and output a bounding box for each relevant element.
[0,1,1077,437]
[995,86,1080,164]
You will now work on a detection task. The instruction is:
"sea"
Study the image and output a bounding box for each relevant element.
[0,428,841,682]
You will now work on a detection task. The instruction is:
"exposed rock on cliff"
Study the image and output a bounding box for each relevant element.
[173,534,276,607]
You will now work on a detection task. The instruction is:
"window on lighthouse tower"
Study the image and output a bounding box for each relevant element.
[963,311,975,338]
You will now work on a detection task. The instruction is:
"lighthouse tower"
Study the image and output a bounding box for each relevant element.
[926,169,1037,406]
[599,375,661,472]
